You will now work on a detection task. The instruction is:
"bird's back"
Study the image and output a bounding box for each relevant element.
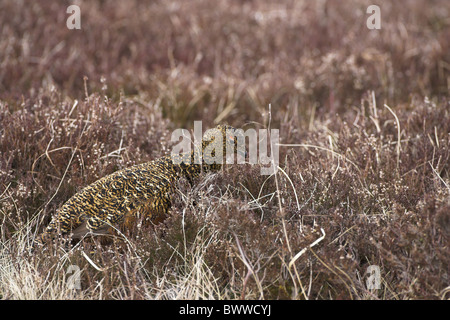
[39,155,181,243]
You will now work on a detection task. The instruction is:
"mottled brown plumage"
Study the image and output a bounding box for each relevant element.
[37,124,244,244]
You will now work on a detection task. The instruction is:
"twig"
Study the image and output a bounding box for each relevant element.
[384,104,401,171]
[288,228,325,270]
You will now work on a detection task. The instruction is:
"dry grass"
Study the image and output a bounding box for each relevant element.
[0,0,449,299]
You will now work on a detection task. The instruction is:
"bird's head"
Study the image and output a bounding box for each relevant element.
[201,124,246,170]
